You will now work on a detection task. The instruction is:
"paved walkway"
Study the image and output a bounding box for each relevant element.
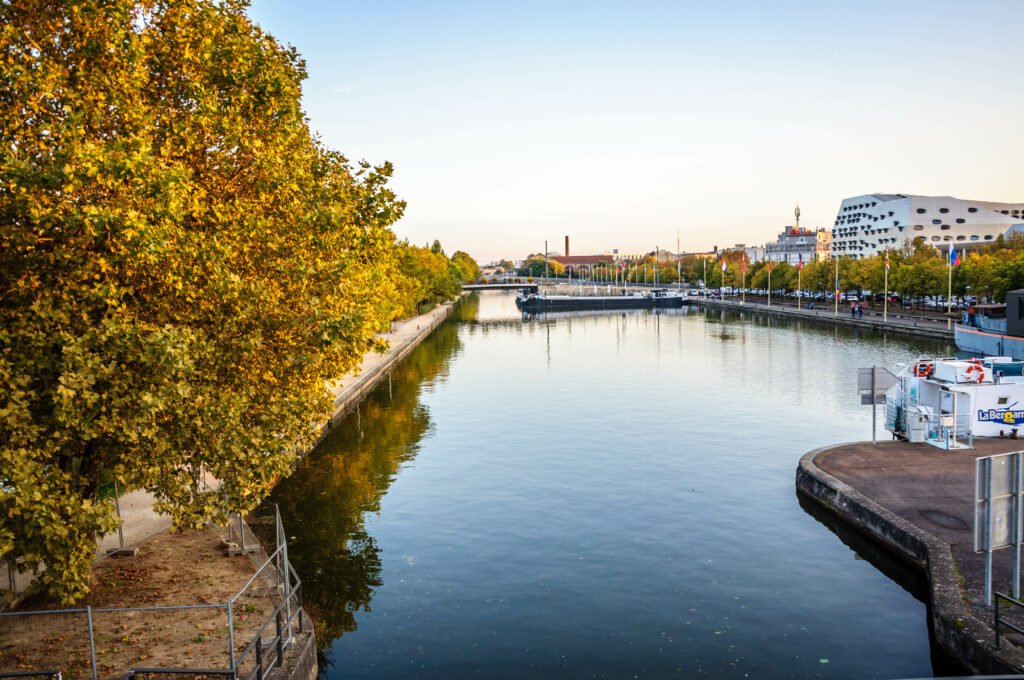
[699,297,955,341]
[324,301,454,427]
[799,439,1024,673]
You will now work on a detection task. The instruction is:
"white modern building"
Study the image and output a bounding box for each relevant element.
[832,194,1024,258]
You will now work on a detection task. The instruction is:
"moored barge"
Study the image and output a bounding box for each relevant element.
[515,288,687,312]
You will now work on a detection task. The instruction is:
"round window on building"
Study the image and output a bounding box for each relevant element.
[969,207,978,213]
[956,218,965,224]
[914,225,924,231]
[971,235,980,241]
[940,224,951,230]
[932,219,941,224]
[985,234,994,240]
[931,236,940,241]
[940,208,949,213]
[957,235,966,241]
[943,235,951,241]
[916,208,927,214]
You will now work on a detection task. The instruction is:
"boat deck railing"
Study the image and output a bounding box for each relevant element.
[885,379,974,449]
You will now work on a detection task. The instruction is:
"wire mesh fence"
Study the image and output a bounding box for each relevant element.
[0,506,304,679]
[0,609,93,678]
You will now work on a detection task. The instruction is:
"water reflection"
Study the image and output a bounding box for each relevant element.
[262,292,957,679]
[796,492,963,676]
[259,316,464,645]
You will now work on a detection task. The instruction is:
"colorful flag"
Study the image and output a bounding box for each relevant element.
[885,247,890,273]
[768,260,772,273]
[950,246,961,267]
[741,258,746,274]
[797,253,803,271]
[721,258,727,273]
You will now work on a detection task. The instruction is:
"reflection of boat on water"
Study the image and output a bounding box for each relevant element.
[520,306,694,322]
[955,293,1024,360]
[516,288,688,312]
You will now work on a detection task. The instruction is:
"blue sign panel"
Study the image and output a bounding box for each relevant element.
[978,409,1024,425]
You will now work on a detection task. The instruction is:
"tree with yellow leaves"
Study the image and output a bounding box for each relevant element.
[0,0,411,601]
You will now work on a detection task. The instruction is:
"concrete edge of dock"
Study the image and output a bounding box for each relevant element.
[310,299,456,450]
[796,444,1024,675]
[700,298,953,342]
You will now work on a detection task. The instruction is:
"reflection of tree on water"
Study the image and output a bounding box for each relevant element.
[450,291,479,322]
[258,318,464,647]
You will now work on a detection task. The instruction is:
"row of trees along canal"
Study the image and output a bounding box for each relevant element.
[519,234,1024,304]
[0,0,479,603]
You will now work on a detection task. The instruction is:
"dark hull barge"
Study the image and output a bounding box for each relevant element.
[515,289,687,312]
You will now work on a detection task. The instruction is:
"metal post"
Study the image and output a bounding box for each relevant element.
[227,600,236,668]
[952,392,958,446]
[871,366,877,445]
[86,605,98,680]
[1016,453,1022,599]
[987,457,994,606]
[256,635,264,677]
[279,506,293,643]
[237,513,244,549]
[276,610,284,667]
[996,594,1001,648]
[114,478,124,550]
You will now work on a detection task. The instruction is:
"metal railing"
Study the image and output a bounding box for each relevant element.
[995,591,1024,649]
[0,507,303,680]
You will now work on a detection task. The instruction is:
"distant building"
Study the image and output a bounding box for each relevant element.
[832,193,1024,258]
[733,244,765,264]
[765,227,830,265]
[549,255,614,276]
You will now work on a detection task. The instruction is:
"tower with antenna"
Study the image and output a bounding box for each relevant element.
[794,203,801,229]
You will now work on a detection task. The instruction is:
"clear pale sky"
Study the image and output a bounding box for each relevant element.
[246,0,1024,263]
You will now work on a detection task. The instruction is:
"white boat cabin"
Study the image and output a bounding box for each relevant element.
[885,356,1024,448]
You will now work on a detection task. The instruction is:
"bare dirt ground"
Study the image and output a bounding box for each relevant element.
[0,527,289,678]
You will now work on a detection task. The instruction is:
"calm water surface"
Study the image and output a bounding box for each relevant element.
[264,292,959,679]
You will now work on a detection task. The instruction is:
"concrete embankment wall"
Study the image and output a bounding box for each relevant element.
[699,299,954,343]
[314,300,455,445]
[796,446,1024,675]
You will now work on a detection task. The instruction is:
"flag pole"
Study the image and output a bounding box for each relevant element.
[884,251,889,324]
[834,257,838,317]
[742,260,746,305]
[768,261,772,307]
[797,262,802,310]
[947,248,953,331]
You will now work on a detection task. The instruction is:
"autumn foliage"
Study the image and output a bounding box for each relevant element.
[0,0,473,601]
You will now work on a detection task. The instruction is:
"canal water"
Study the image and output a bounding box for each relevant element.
[263,291,958,679]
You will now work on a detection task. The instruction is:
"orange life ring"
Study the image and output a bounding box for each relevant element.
[965,362,986,383]
[913,362,933,377]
